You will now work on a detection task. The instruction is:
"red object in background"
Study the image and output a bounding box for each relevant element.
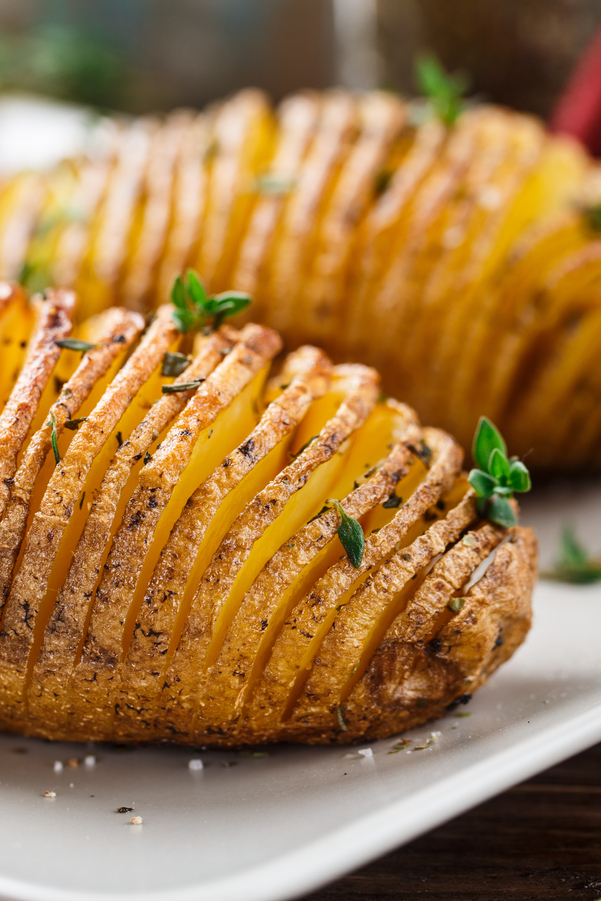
[551,24,601,156]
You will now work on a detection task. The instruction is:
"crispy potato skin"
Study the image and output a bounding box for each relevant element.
[0,305,538,746]
[1,90,599,468]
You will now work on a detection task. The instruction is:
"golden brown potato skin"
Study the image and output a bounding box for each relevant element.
[0,297,538,747]
[4,91,601,470]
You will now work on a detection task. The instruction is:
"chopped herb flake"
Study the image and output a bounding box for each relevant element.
[55,337,96,354]
[46,411,60,465]
[327,498,365,568]
[161,379,205,394]
[161,351,190,378]
[64,417,87,431]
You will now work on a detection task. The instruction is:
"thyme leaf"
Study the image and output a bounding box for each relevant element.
[55,337,96,354]
[161,351,190,378]
[46,411,60,465]
[327,498,365,568]
[290,435,318,459]
[255,172,296,195]
[161,379,205,394]
[64,417,87,431]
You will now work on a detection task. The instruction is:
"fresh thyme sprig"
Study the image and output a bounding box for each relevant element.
[415,53,469,127]
[326,498,365,568]
[542,524,601,584]
[171,270,252,334]
[468,417,531,528]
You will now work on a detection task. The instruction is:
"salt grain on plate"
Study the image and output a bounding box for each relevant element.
[84,755,96,767]
[358,748,373,758]
[53,761,63,773]
[43,790,56,798]
[188,759,203,771]
[130,816,143,825]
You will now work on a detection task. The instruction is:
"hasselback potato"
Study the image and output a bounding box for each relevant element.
[0,89,599,468]
[0,282,536,745]
[0,88,599,469]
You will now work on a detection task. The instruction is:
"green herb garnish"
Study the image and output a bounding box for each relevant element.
[171,269,252,334]
[55,337,96,354]
[448,597,466,613]
[581,204,601,233]
[336,705,348,733]
[290,435,318,459]
[415,53,468,127]
[161,379,205,394]
[64,417,87,431]
[327,498,365,568]
[161,351,190,378]
[542,524,601,584]
[388,739,411,753]
[255,173,296,195]
[46,411,60,465]
[468,417,531,528]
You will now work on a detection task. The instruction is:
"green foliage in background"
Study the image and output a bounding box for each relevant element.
[0,25,127,110]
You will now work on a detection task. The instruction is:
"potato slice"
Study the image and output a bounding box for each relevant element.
[76,117,159,320]
[112,345,331,742]
[359,108,489,372]
[67,323,281,739]
[156,109,217,304]
[155,362,380,741]
[193,90,274,294]
[0,289,76,520]
[195,400,422,737]
[240,428,464,742]
[0,305,172,729]
[265,91,358,334]
[508,302,601,466]
[432,126,587,427]
[53,136,122,292]
[0,172,48,280]
[231,92,321,309]
[283,504,501,740]
[392,110,518,405]
[121,111,193,310]
[297,525,537,744]
[0,282,35,411]
[0,306,142,620]
[27,325,239,738]
[343,117,446,360]
[291,92,406,350]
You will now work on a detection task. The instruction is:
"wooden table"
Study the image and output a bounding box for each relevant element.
[301,742,601,900]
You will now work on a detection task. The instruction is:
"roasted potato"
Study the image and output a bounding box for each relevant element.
[1,88,598,469]
[0,287,537,746]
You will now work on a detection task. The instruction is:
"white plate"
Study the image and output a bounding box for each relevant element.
[0,481,600,901]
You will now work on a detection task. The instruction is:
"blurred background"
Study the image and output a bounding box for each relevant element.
[0,0,599,117]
